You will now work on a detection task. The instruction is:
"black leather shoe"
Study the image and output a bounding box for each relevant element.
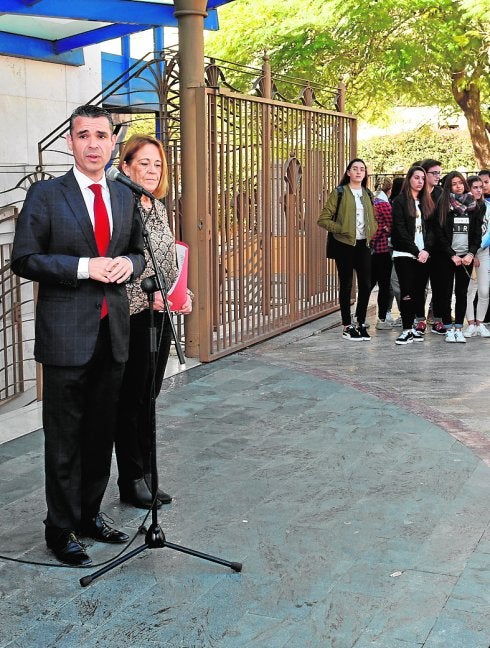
[119,477,163,509]
[46,531,92,566]
[144,474,172,505]
[81,513,129,544]
[156,489,172,505]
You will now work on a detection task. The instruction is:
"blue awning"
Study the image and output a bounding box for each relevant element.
[0,0,233,64]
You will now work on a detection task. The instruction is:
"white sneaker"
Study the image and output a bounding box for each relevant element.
[477,323,490,337]
[376,319,393,330]
[463,324,477,338]
[392,317,403,327]
[454,328,466,343]
[445,328,456,343]
[385,311,394,324]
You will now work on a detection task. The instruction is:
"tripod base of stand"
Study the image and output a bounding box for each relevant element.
[79,523,242,587]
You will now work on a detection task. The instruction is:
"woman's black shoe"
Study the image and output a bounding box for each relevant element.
[144,474,173,505]
[119,477,163,509]
[155,488,172,504]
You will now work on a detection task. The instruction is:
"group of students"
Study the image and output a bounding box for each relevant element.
[318,158,490,345]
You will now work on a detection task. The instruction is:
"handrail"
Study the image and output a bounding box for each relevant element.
[37,50,167,167]
[0,170,57,214]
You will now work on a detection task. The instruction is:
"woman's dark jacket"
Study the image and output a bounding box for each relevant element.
[432,201,484,258]
[391,193,434,257]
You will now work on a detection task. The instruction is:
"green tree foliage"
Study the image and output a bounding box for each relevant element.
[126,115,156,139]
[208,0,490,166]
[358,126,478,174]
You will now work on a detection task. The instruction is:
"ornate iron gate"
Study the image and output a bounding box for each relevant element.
[197,85,355,360]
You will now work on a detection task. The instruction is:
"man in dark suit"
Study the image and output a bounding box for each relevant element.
[11,105,145,566]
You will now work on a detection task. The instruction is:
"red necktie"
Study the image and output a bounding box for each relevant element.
[89,184,110,318]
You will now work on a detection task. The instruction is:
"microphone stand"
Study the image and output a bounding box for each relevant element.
[138,196,185,366]
[80,194,242,587]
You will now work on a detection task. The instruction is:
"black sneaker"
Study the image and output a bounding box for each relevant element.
[342,325,362,341]
[395,330,413,345]
[357,324,371,340]
[431,321,446,335]
[411,328,425,342]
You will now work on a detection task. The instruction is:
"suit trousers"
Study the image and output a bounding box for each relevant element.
[115,309,172,485]
[43,317,125,535]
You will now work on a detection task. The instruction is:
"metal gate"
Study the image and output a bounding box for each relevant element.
[197,84,355,360]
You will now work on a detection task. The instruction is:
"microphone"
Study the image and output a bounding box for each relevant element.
[106,166,155,200]
[141,275,159,294]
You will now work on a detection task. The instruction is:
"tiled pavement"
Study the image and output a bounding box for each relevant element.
[1,304,490,647]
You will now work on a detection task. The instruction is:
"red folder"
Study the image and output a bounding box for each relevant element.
[167,241,189,311]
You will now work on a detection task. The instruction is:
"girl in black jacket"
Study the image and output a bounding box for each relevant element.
[431,171,483,343]
[391,166,435,345]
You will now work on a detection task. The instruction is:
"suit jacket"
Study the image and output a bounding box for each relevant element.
[11,169,145,365]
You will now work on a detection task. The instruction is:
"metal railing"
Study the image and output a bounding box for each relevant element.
[198,86,354,359]
[0,206,38,405]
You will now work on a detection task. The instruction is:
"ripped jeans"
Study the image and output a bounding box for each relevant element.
[393,255,430,330]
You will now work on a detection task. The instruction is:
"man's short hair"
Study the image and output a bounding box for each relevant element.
[419,159,442,172]
[69,105,114,134]
[478,169,490,178]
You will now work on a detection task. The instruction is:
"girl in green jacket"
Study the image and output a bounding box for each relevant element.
[318,158,377,340]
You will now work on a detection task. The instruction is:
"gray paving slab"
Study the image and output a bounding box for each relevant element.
[1,302,490,647]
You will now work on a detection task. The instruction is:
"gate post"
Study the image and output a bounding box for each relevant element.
[174,0,207,358]
[261,52,272,314]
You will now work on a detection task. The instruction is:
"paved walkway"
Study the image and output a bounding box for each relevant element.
[1,303,490,647]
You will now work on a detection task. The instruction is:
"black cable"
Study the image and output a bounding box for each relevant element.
[0,204,174,571]
[0,317,166,570]
[0,496,162,569]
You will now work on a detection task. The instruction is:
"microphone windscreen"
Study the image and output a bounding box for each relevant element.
[106,167,119,181]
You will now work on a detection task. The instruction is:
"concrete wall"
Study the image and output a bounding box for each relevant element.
[0,47,105,408]
[0,46,103,196]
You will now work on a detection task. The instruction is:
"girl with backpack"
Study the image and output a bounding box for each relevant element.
[318,158,377,340]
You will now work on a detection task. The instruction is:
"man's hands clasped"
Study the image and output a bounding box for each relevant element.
[89,256,132,284]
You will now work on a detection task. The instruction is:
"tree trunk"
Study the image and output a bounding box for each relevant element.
[452,70,490,169]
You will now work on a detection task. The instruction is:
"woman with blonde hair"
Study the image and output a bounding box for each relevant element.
[115,134,193,509]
